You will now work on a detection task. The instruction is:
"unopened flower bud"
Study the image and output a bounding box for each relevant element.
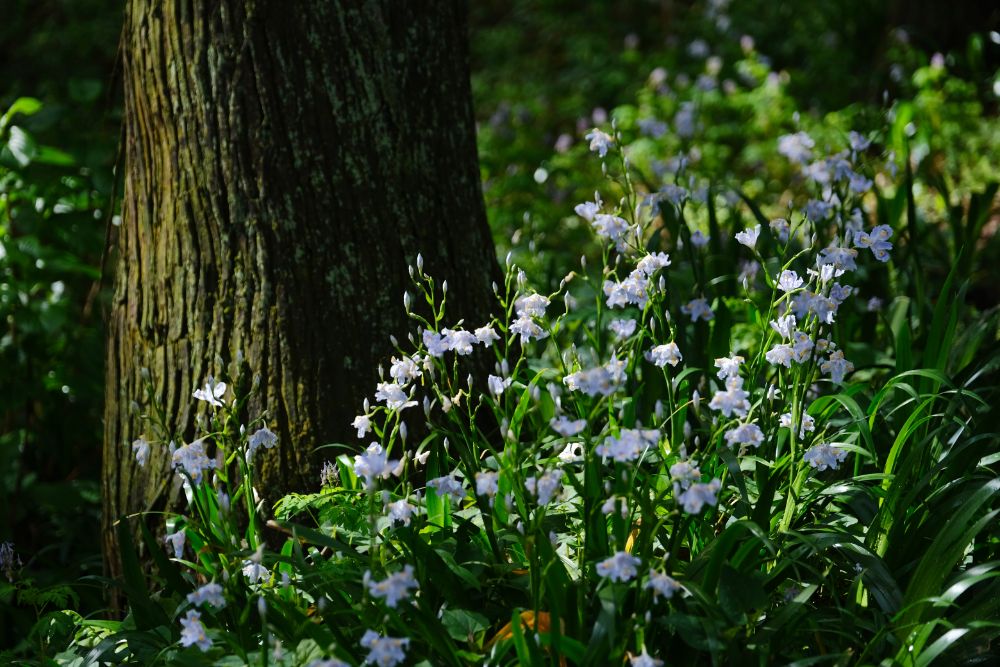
[416,253,424,273]
[442,280,448,294]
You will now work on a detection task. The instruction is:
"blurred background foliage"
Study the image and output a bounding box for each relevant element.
[1,0,997,650]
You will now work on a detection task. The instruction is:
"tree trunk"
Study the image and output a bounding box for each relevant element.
[103,0,499,583]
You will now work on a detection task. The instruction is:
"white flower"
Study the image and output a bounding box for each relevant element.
[242,560,269,583]
[132,437,149,467]
[585,128,614,157]
[422,329,449,357]
[678,479,722,514]
[474,325,500,345]
[803,443,848,471]
[365,565,418,608]
[602,495,629,518]
[724,422,765,448]
[375,382,416,412]
[769,217,790,242]
[596,428,659,463]
[636,252,672,276]
[818,246,858,273]
[488,374,513,396]
[515,293,551,318]
[780,412,816,438]
[646,342,682,368]
[820,350,854,384]
[246,426,278,461]
[427,475,465,505]
[510,315,548,342]
[526,470,562,506]
[557,442,584,463]
[172,439,215,484]
[609,318,637,340]
[765,343,795,368]
[603,271,650,309]
[630,649,664,667]
[550,416,587,437]
[164,529,186,559]
[179,609,212,651]
[575,200,601,222]
[193,377,227,407]
[360,630,409,667]
[187,582,225,608]
[389,356,422,384]
[564,365,618,397]
[645,570,682,600]
[442,328,477,355]
[475,471,499,499]
[777,270,804,292]
[385,498,417,526]
[769,314,796,339]
[352,414,372,439]
[778,131,815,163]
[681,298,714,322]
[596,551,641,582]
[354,443,402,490]
[854,225,894,262]
[592,214,631,250]
[714,355,743,380]
[734,224,761,249]
[669,461,701,490]
[708,376,750,418]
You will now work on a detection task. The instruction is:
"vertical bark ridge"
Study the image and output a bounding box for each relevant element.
[103,0,500,583]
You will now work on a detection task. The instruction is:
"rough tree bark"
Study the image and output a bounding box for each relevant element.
[103,0,500,580]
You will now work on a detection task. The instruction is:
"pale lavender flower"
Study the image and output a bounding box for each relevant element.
[193,377,227,407]
[604,271,650,309]
[427,475,465,505]
[385,498,417,526]
[681,298,714,322]
[360,630,409,667]
[510,315,548,342]
[375,382,416,412]
[132,437,150,467]
[172,439,215,484]
[585,128,614,157]
[596,551,642,582]
[243,560,269,584]
[609,318,637,340]
[820,350,855,384]
[352,414,372,439]
[645,570,682,600]
[777,270,804,292]
[246,426,278,461]
[678,479,722,514]
[475,471,499,500]
[690,230,710,248]
[550,416,587,437]
[164,529,186,559]
[803,443,848,471]
[474,325,500,345]
[646,342,683,368]
[488,375,513,396]
[778,132,815,164]
[630,649,664,667]
[636,252,672,276]
[724,422,765,448]
[365,565,419,608]
[735,225,761,249]
[515,293,551,318]
[179,609,212,651]
[187,582,226,608]
[770,218,790,242]
[708,376,750,418]
[354,443,402,490]
[526,470,562,506]
[389,356,422,384]
[714,355,743,380]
